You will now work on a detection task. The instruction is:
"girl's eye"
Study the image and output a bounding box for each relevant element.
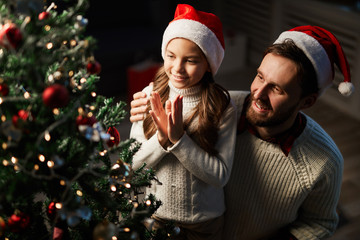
[257,74,264,81]
[167,55,174,59]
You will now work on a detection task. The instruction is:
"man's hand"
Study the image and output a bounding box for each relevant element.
[130,91,149,123]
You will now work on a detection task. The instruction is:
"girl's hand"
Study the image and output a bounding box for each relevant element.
[149,91,171,147]
[168,95,184,144]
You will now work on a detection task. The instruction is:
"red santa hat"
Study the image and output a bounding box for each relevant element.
[274,25,354,96]
[161,4,225,76]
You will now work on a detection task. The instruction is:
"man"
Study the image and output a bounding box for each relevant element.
[129,26,354,239]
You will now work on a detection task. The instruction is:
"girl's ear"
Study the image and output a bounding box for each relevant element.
[300,93,318,110]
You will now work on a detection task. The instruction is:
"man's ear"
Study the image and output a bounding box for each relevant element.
[300,93,318,110]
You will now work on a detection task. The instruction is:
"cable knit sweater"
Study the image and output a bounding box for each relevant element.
[223,91,343,240]
[130,82,237,223]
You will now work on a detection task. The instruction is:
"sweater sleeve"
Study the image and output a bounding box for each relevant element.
[167,100,237,188]
[289,168,343,240]
[129,86,168,170]
[288,129,344,240]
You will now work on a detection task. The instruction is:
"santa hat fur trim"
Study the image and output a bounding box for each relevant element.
[161,4,225,76]
[274,25,354,96]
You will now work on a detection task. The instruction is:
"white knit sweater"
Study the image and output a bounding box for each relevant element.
[224,91,343,240]
[130,82,237,223]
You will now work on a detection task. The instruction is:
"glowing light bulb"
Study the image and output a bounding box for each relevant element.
[52,108,60,115]
[11,157,18,164]
[55,203,62,209]
[47,160,54,168]
[46,42,53,49]
[38,154,45,162]
[24,92,31,99]
[45,131,51,141]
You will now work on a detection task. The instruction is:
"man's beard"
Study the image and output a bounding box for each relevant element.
[246,93,299,127]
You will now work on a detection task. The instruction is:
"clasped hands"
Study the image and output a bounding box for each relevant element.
[149,91,184,148]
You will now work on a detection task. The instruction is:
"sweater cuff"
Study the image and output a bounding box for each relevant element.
[166,132,188,152]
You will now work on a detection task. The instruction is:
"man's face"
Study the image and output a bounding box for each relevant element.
[246,53,303,127]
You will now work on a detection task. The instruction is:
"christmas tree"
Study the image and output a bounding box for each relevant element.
[0,0,173,239]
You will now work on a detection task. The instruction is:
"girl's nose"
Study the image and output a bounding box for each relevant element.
[173,59,184,73]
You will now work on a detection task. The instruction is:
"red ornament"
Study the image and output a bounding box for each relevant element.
[38,11,50,20]
[12,109,32,128]
[47,202,57,220]
[106,126,120,147]
[76,115,97,126]
[42,84,69,108]
[0,83,9,96]
[0,23,22,49]
[7,212,30,232]
[86,61,101,75]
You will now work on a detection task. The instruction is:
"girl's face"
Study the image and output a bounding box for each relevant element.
[164,38,210,89]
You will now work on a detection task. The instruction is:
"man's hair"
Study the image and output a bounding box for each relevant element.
[264,39,319,97]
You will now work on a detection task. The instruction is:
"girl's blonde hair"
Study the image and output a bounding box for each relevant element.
[143,66,230,155]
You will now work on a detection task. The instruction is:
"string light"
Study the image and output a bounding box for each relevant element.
[70,39,77,47]
[55,203,62,209]
[124,228,130,232]
[52,108,60,115]
[89,105,95,111]
[1,115,6,122]
[48,74,54,83]
[54,71,62,80]
[47,160,54,168]
[38,154,45,162]
[34,164,39,170]
[112,237,117,240]
[76,190,83,197]
[11,157,18,164]
[46,42,53,49]
[60,180,66,186]
[44,131,51,141]
[2,160,9,166]
[125,183,131,189]
[0,97,3,104]
[145,200,152,206]
[2,142,7,150]
[44,25,51,31]
[110,185,117,192]
[68,70,74,77]
[24,91,31,99]
[91,92,96,97]
[80,78,87,84]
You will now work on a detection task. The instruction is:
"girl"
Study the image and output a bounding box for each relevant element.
[130,4,237,239]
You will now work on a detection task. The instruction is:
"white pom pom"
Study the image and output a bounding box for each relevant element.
[338,82,354,96]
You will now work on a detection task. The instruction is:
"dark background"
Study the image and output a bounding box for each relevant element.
[84,1,218,99]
